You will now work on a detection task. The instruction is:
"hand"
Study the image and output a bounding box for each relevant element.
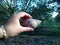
[5,12,34,37]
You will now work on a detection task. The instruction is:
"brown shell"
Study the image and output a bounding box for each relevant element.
[20,19,41,28]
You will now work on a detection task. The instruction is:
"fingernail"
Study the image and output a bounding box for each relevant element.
[30,28,34,30]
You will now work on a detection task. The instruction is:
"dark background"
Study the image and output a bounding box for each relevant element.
[0,0,60,45]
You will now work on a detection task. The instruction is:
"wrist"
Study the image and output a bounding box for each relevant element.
[1,25,9,38]
[0,28,3,38]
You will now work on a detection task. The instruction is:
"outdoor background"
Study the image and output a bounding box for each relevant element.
[0,0,60,45]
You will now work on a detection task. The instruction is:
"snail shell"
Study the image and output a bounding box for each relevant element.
[20,19,41,28]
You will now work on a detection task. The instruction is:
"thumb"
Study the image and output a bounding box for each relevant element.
[21,27,34,32]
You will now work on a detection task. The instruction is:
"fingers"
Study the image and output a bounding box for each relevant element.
[22,14,32,19]
[13,12,32,20]
[20,27,34,32]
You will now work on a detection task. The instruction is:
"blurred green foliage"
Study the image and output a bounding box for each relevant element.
[0,0,60,35]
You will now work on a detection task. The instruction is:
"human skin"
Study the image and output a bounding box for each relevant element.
[0,12,34,38]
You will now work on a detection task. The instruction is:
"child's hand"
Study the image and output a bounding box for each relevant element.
[5,12,34,37]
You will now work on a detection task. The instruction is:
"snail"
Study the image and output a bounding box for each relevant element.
[20,19,41,28]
